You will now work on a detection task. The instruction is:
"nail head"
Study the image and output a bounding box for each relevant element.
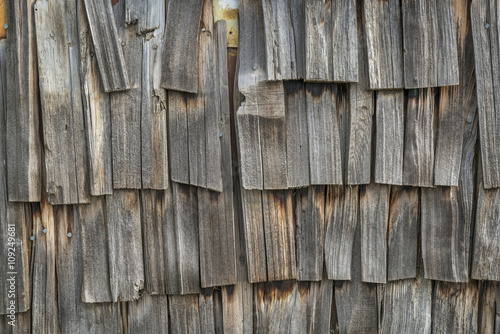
[121,41,126,46]
[50,32,55,37]
[239,256,245,261]
[43,228,48,234]
[68,42,72,47]
[467,116,473,123]
[485,23,490,29]
[3,24,8,29]
[252,64,258,70]
[219,132,222,137]
[30,236,35,241]
[201,27,206,32]
[152,44,158,50]
[67,232,72,238]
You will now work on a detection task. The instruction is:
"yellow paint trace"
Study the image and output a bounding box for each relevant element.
[0,0,5,39]
[212,0,238,48]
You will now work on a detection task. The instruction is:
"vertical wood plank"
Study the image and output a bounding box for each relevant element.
[161,0,203,93]
[169,295,201,334]
[236,106,263,189]
[128,295,168,333]
[199,289,216,334]
[168,91,190,185]
[331,0,357,82]
[5,0,42,202]
[477,282,498,334]
[125,0,162,35]
[106,190,144,301]
[289,0,305,79]
[305,0,332,81]
[83,0,130,92]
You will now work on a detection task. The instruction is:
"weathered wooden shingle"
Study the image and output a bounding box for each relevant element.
[125,0,162,35]
[305,0,332,81]
[331,0,357,82]
[129,295,169,333]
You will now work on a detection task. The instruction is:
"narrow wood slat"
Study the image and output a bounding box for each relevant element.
[403,88,435,187]
[77,0,112,196]
[83,0,130,92]
[290,0,305,79]
[199,289,216,334]
[331,0,357,82]
[471,0,500,188]
[296,186,326,281]
[161,0,203,93]
[477,282,498,334]
[169,295,201,334]
[125,0,162,35]
[129,295,169,333]
[168,91,190,185]
[432,282,479,334]
[387,186,418,281]
[106,190,144,301]
[325,185,358,280]
[35,0,89,205]
[305,0,332,81]
[222,284,253,334]
[402,0,459,88]
[110,2,142,189]
[363,0,404,89]
[5,0,42,202]
[262,190,296,281]
[284,81,310,188]
[164,182,200,294]
[306,83,342,185]
[236,108,263,189]
[375,90,405,185]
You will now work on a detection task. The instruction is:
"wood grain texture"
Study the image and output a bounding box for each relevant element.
[35,0,90,205]
[402,0,459,88]
[164,182,200,294]
[305,0,332,81]
[306,83,342,185]
[375,90,405,185]
[125,0,162,35]
[325,185,359,280]
[331,0,357,82]
[471,0,500,188]
[83,0,130,92]
[477,282,498,334]
[199,289,216,334]
[161,0,203,93]
[295,186,326,281]
[262,190,296,281]
[106,190,144,301]
[77,0,112,196]
[0,311,31,334]
[284,81,310,188]
[403,88,435,187]
[78,196,113,303]
[289,0,306,79]
[363,0,404,89]
[129,295,168,333]
[432,282,479,334]
[168,91,191,185]
[169,294,201,334]
[110,1,142,189]
[5,0,42,202]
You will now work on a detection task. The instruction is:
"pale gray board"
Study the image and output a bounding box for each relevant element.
[77,0,113,196]
[305,0,332,81]
[402,0,459,88]
[375,90,405,185]
[325,185,359,280]
[331,0,358,82]
[106,190,145,302]
[363,0,404,89]
[471,0,500,188]
[402,89,435,187]
[129,295,169,333]
[83,0,130,92]
[34,0,90,205]
[5,0,42,202]
[161,0,203,93]
[169,294,201,334]
[110,1,142,189]
[125,0,162,35]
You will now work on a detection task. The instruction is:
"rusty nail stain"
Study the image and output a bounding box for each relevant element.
[67,233,72,238]
[30,236,35,241]
[43,228,48,234]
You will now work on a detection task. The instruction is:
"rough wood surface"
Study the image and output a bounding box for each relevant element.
[402,0,459,88]
[295,186,326,281]
[262,190,296,281]
[403,89,435,187]
[129,295,168,333]
[5,0,42,202]
[83,0,130,92]
[306,83,342,185]
[284,81,309,188]
[387,186,418,281]
[161,0,203,93]
[331,0,357,82]
[34,0,89,205]
[363,0,404,89]
[325,185,359,280]
[471,0,500,188]
[169,294,201,334]
[305,0,332,81]
[110,2,142,189]
[106,190,144,301]
[168,91,191,185]
[477,282,498,334]
[125,0,162,35]
[375,90,405,185]
[77,0,112,196]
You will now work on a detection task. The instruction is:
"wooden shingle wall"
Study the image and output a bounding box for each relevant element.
[0,0,499,333]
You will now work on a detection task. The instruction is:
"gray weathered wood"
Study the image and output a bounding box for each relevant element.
[129,295,169,333]
[262,190,296,281]
[164,182,200,294]
[78,196,113,303]
[289,0,306,79]
[325,185,359,280]
[161,0,203,93]
[363,0,404,89]
[0,311,31,334]
[402,0,459,88]
[306,83,342,185]
[125,0,162,35]
[106,190,144,301]
[359,183,389,283]
[403,88,435,187]
[199,289,216,334]
[432,282,479,334]
[140,190,166,295]
[77,0,113,196]
[375,90,405,185]
[110,2,142,189]
[331,0,357,82]
[83,0,130,92]
[169,295,201,334]
[296,186,326,281]
[305,0,332,81]
[284,81,310,188]
[477,282,498,334]
[471,0,500,188]
[5,0,42,202]
[387,186,418,281]
[236,106,263,190]
[168,91,190,185]
[34,0,90,205]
